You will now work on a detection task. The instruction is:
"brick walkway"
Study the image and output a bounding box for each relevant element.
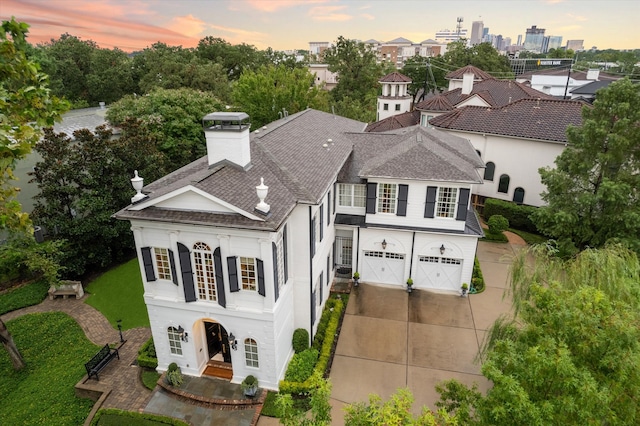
[1,295,153,411]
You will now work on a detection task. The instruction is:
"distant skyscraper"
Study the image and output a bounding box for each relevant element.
[547,36,563,51]
[517,34,523,46]
[566,39,585,51]
[504,37,512,48]
[524,25,545,52]
[470,21,484,45]
[435,28,468,43]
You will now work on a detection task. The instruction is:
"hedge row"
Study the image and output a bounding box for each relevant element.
[91,408,190,425]
[471,257,485,293]
[483,198,538,233]
[137,337,158,369]
[279,295,346,394]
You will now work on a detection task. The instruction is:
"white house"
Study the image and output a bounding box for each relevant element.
[114,109,484,390]
[377,72,413,121]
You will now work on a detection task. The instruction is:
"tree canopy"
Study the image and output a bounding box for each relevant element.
[533,78,640,254]
[437,244,640,425]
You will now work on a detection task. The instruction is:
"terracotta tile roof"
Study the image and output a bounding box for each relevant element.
[379,72,412,83]
[445,65,493,81]
[364,111,420,132]
[429,98,585,142]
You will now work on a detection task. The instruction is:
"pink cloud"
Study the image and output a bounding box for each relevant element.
[243,0,329,12]
[309,5,353,21]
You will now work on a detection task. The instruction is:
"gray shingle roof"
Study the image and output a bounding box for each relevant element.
[429,98,585,142]
[364,111,420,132]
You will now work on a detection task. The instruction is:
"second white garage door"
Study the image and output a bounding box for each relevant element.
[415,256,462,291]
[362,250,405,285]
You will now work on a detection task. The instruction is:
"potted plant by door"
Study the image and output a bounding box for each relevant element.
[352,271,360,287]
[461,283,469,297]
[406,278,414,293]
[241,375,259,397]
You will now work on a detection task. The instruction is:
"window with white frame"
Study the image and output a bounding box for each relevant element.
[378,183,397,214]
[244,338,259,367]
[240,257,257,291]
[154,248,172,281]
[436,187,458,218]
[168,327,182,355]
[276,233,285,290]
[193,242,216,301]
[338,184,366,208]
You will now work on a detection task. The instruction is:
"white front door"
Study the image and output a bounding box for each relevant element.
[362,250,405,285]
[415,256,462,291]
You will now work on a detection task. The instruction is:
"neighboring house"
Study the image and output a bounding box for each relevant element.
[308,64,338,90]
[376,72,413,121]
[365,64,586,208]
[114,109,484,390]
[569,80,613,102]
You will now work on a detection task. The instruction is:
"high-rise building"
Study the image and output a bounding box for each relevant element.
[566,39,585,51]
[435,28,468,43]
[504,37,512,48]
[517,34,523,46]
[547,36,563,52]
[524,25,545,52]
[470,21,484,45]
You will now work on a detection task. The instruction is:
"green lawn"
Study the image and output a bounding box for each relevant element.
[0,279,49,315]
[0,312,99,425]
[84,258,149,329]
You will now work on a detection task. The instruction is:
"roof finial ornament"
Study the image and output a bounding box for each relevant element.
[131,170,146,203]
[256,177,270,214]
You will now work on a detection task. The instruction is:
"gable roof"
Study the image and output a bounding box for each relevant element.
[570,80,613,95]
[429,98,585,143]
[386,37,413,44]
[340,125,484,184]
[364,110,421,132]
[445,65,493,81]
[416,78,553,112]
[379,72,412,83]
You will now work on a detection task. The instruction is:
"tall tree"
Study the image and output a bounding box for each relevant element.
[400,55,447,103]
[106,88,224,170]
[437,245,640,425]
[86,47,135,104]
[196,36,270,80]
[232,64,329,128]
[441,41,514,80]
[323,36,390,121]
[533,78,640,254]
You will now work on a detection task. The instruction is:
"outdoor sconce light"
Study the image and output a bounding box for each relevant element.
[229,333,238,351]
[381,239,387,250]
[177,325,188,342]
[440,244,446,255]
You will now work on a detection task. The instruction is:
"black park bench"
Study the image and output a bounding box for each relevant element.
[85,344,119,380]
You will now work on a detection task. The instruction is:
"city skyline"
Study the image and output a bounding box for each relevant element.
[2,0,638,52]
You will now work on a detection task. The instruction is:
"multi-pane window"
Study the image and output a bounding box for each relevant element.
[395,104,401,111]
[244,338,259,367]
[338,184,366,207]
[378,183,397,214]
[436,187,458,218]
[277,233,285,290]
[154,248,172,281]
[168,327,182,355]
[240,257,257,291]
[193,242,216,301]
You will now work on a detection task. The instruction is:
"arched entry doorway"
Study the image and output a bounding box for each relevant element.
[203,321,233,379]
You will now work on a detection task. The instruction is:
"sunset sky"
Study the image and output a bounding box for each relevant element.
[2,0,638,52]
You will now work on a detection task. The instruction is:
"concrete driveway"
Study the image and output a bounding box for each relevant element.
[326,240,518,424]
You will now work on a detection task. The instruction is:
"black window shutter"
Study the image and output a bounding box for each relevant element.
[456,188,470,221]
[272,243,279,302]
[227,256,239,292]
[310,217,316,258]
[424,186,437,218]
[257,258,265,296]
[332,241,336,271]
[327,191,331,225]
[283,226,288,281]
[319,205,324,242]
[177,243,196,302]
[319,273,323,302]
[168,249,178,285]
[333,183,336,212]
[326,256,330,286]
[141,247,156,282]
[397,184,409,216]
[366,182,377,214]
[311,291,317,325]
[214,247,226,308]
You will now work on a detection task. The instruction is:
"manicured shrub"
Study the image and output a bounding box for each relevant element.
[284,349,318,382]
[167,369,183,387]
[488,215,509,234]
[167,362,179,373]
[483,198,538,233]
[137,337,158,369]
[471,257,485,293]
[292,328,309,353]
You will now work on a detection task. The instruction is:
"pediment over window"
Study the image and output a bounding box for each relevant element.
[129,185,264,221]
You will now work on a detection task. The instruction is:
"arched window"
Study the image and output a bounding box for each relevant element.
[498,174,510,193]
[513,187,525,204]
[484,162,495,181]
[168,327,182,355]
[244,338,259,368]
[193,242,216,301]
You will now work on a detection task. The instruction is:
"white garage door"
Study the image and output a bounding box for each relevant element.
[362,250,405,285]
[415,256,462,291]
